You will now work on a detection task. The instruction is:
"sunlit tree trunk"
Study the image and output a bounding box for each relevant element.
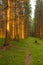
[4,0,10,46]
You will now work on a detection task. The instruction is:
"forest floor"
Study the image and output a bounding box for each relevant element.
[0,37,43,65]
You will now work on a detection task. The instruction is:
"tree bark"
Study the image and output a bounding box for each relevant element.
[4,0,10,46]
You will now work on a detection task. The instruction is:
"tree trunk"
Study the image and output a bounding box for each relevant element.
[4,0,10,46]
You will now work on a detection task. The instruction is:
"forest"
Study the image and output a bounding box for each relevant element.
[0,0,43,65]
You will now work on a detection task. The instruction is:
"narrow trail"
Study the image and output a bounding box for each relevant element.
[25,45,31,65]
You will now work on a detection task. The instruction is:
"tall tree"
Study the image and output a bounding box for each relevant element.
[3,0,10,46]
[34,0,43,38]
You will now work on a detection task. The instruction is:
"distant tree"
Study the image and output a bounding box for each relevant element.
[24,0,31,37]
[0,1,6,38]
[10,0,31,40]
[34,0,43,38]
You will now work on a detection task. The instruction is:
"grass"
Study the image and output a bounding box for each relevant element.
[0,37,43,65]
[26,37,43,65]
[0,39,27,65]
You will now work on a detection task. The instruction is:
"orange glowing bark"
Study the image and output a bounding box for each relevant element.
[4,0,10,46]
[7,0,10,31]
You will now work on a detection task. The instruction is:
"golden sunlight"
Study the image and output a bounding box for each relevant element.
[7,22,9,31]
[6,0,10,31]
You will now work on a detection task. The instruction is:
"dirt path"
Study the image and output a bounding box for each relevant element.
[25,46,31,65]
